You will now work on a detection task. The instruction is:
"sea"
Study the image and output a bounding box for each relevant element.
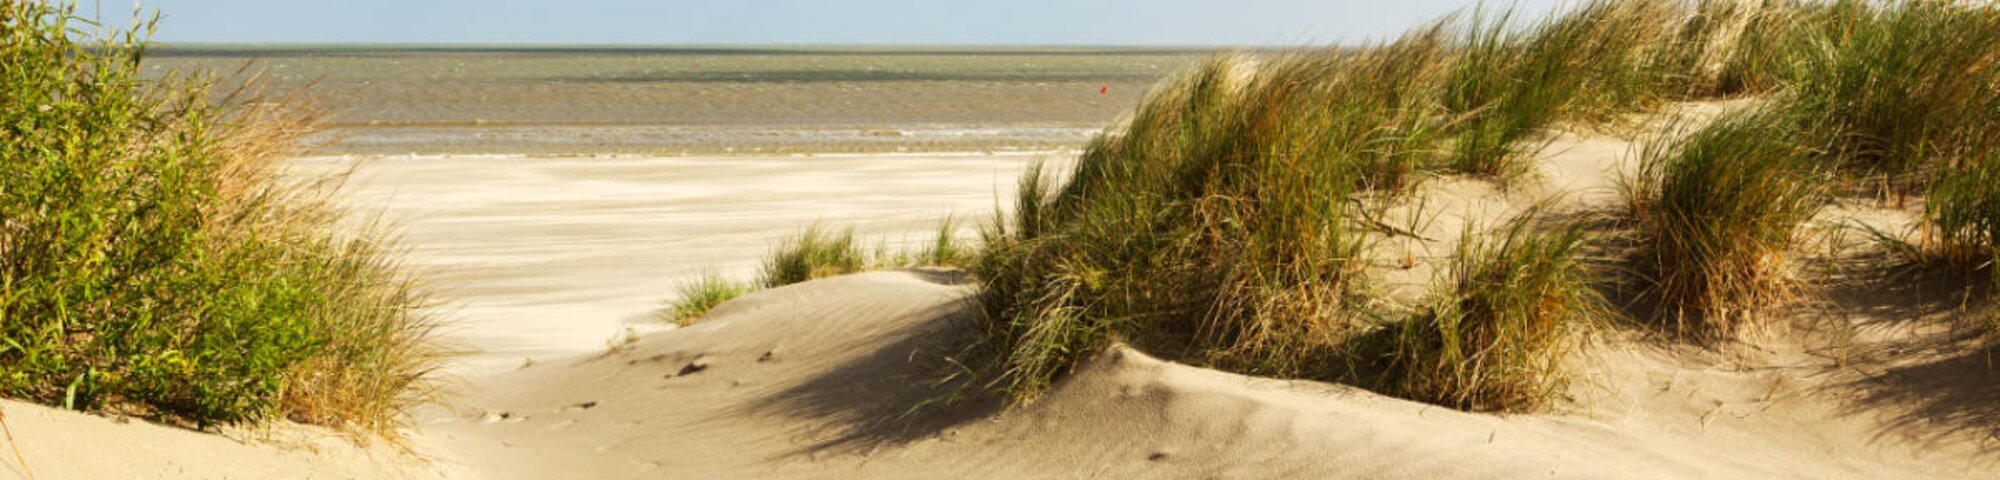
[143,45,1207,155]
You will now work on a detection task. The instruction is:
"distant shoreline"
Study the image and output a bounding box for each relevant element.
[306,123,1103,157]
[146,44,1246,58]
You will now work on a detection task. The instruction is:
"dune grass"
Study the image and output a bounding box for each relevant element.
[1916,152,2000,309]
[674,218,976,325]
[972,52,1389,400]
[960,0,2000,410]
[665,272,753,325]
[1356,207,1602,412]
[1622,111,1827,338]
[756,218,979,290]
[914,216,975,268]
[760,224,868,288]
[1778,0,2000,193]
[1440,1,1687,179]
[0,2,439,434]
[964,0,1717,406]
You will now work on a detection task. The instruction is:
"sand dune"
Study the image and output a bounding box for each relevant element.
[393,109,1987,479]
[291,152,1057,373]
[22,108,1993,479]
[0,399,429,479]
[420,268,1987,479]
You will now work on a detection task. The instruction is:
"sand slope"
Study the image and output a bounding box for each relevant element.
[0,399,433,480]
[50,102,1983,478]
[410,104,1995,479]
[292,152,1056,373]
[420,269,1989,479]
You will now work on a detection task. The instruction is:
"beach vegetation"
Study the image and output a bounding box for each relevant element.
[0,1,440,435]
[1353,207,1602,412]
[759,224,868,288]
[1621,111,1825,338]
[665,272,754,325]
[959,0,2000,411]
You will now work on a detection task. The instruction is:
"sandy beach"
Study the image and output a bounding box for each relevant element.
[9,108,1995,480]
[13,3,2000,477]
[7,93,1992,479]
[290,152,1057,373]
[305,117,1990,478]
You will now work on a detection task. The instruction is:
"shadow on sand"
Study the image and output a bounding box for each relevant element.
[735,277,1002,459]
[1819,256,2000,452]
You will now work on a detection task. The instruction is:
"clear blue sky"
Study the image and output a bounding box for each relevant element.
[85,1,1568,46]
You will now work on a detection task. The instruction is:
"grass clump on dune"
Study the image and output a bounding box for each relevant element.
[760,224,867,288]
[972,51,1403,400]
[1778,0,2000,191]
[1668,0,1835,98]
[952,0,2000,414]
[1440,1,1686,178]
[1359,208,1602,412]
[966,0,1741,407]
[0,2,438,434]
[665,272,753,325]
[913,216,976,268]
[1917,153,2000,300]
[1622,112,1826,338]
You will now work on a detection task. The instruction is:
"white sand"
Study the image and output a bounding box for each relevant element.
[421,269,1988,479]
[0,399,428,479]
[289,152,1061,373]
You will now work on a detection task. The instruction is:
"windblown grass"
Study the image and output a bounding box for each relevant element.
[758,218,977,290]
[1921,153,2000,266]
[1441,1,1685,178]
[665,272,753,325]
[1669,0,1831,97]
[0,1,439,435]
[760,224,867,288]
[912,216,976,269]
[1357,207,1602,412]
[947,0,2000,413]
[965,0,1763,406]
[1910,152,2000,313]
[1622,111,1827,337]
[973,51,1395,400]
[1778,0,2000,192]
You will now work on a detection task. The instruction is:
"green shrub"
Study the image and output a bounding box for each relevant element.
[1359,207,1602,412]
[665,272,752,325]
[0,1,438,433]
[760,224,867,287]
[1622,111,1826,337]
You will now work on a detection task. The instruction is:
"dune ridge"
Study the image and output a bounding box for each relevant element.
[418,266,1987,479]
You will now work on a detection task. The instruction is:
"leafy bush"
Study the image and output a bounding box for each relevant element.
[0,1,438,433]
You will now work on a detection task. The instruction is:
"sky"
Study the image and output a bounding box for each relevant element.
[85,0,1570,46]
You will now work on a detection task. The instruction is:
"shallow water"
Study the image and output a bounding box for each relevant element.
[147,45,1202,154]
